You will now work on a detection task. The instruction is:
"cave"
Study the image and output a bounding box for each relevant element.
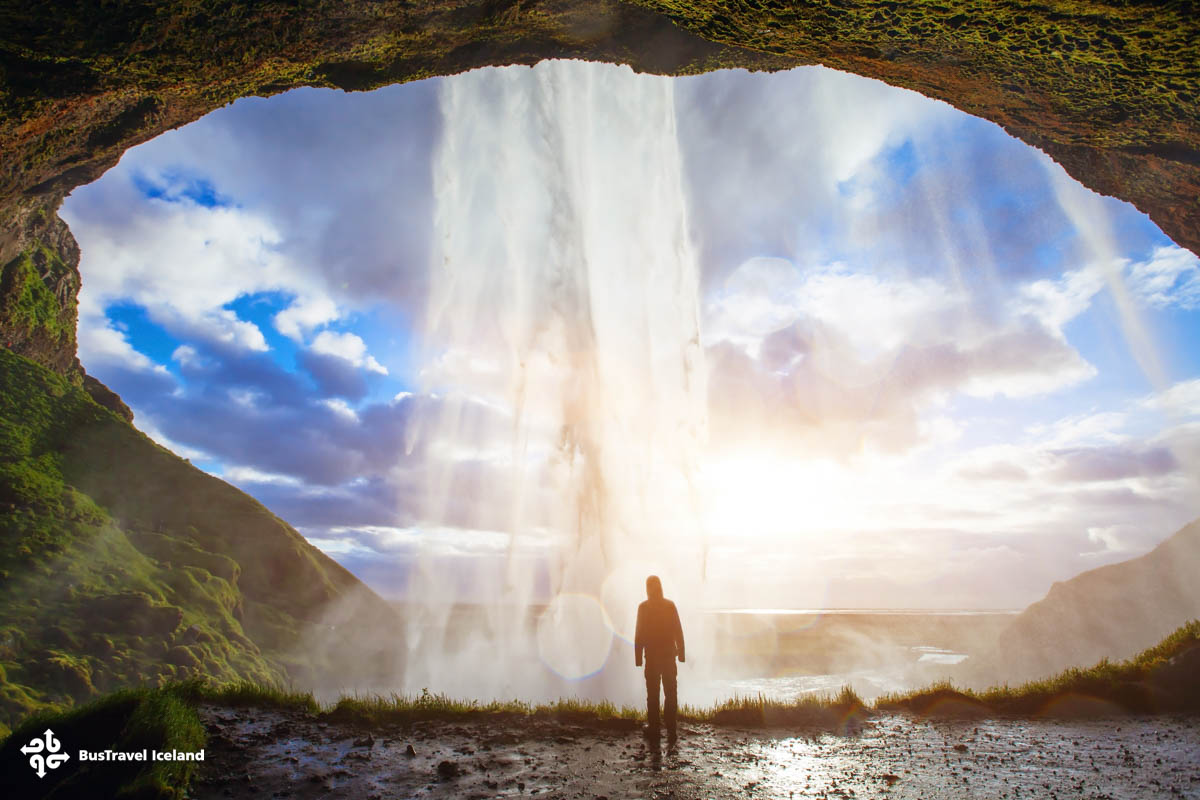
[1,0,1198,752]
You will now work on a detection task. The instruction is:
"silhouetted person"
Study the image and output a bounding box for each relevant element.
[635,575,684,740]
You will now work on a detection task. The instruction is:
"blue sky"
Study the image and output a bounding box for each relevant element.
[61,62,1200,611]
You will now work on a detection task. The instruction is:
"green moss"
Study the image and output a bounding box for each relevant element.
[0,247,72,345]
[632,0,1198,143]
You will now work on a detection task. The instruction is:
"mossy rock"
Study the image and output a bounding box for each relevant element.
[43,651,95,700]
[84,633,116,657]
[165,646,200,669]
[41,624,79,650]
[82,593,183,637]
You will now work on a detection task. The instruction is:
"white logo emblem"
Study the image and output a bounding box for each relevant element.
[20,729,71,778]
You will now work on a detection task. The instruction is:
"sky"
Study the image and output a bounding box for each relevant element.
[60,62,1200,611]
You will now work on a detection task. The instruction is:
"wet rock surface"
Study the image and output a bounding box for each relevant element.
[192,706,1200,799]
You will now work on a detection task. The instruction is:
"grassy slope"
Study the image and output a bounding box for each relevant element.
[0,347,399,736]
[880,619,1200,715]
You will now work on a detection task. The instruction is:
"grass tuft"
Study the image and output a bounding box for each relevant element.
[682,685,867,729]
[171,678,319,714]
[324,688,642,727]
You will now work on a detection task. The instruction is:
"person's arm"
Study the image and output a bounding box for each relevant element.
[672,603,685,663]
[634,604,645,667]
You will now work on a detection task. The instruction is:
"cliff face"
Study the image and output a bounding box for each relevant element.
[989,519,1200,683]
[0,205,78,375]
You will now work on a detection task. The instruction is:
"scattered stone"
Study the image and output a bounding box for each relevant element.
[954,744,969,753]
[406,743,417,757]
[353,734,375,748]
[437,760,460,779]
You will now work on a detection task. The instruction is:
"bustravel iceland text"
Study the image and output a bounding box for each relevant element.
[78,749,205,761]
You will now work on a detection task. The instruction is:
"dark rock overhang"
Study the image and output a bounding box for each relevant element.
[2,0,1197,366]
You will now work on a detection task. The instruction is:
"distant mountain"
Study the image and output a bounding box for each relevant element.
[0,348,401,734]
[986,519,1200,683]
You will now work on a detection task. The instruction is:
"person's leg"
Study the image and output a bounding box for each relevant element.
[645,664,661,735]
[663,660,678,737]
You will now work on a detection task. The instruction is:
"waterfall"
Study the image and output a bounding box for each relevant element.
[402,60,709,702]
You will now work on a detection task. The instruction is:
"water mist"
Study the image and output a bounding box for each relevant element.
[401,60,710,705]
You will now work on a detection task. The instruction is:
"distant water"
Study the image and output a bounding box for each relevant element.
[693,608,1018,703]
[376,604,1017,705]
[712,608,1020,616]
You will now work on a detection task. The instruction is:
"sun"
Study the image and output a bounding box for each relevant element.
[699,452,869,543]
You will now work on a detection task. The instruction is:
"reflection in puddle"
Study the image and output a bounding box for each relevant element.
[195,706,1200,800]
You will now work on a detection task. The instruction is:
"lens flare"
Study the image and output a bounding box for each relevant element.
[536,593,613,680]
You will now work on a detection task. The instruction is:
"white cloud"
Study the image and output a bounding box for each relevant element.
[705,258,1098,455]
[222,465,304,486]
[171,344,200,366]
[274,294,340,340]
[76,317,166,373]
[1085,525,1135,555]
[205,308,268,351]
[1027,411,1129,447]
[66,196,294,351]
[1143,379,1200,419]
[228,388,261,408]
[325,525,533,557]
[321,397,359,421]
[708,259,957,358]
[1016,264,1106,329]
[311,330,388,374]
[1127,245,1200,310]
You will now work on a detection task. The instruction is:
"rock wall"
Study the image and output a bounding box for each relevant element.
[1,0,1196,376]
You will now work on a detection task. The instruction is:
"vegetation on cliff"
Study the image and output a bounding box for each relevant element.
[0,236,78,374]
[879,619,1200,716]
[0,347,398,736]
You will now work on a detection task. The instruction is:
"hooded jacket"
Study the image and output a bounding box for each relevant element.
[635,577,685,665]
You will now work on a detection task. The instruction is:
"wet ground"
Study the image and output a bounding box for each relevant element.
[192,706,1200,799]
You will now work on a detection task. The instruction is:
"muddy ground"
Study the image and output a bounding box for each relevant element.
[192,706,1200,799]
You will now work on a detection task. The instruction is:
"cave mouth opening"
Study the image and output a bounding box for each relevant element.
[58,60,1200,692]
